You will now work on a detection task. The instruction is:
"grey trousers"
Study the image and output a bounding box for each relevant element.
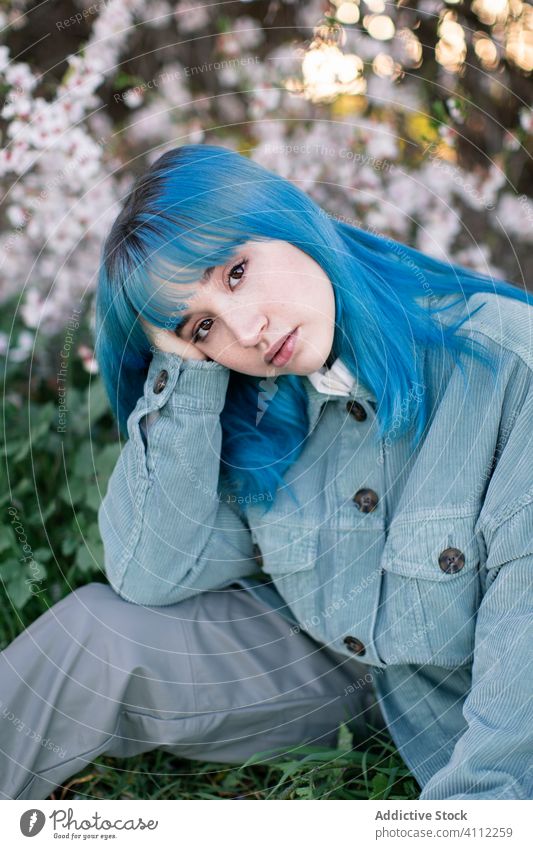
[0,582,385,800]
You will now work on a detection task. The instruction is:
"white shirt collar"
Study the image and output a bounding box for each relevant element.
[305,357,359,397]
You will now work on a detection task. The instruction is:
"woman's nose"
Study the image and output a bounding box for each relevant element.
[225,307,267,347]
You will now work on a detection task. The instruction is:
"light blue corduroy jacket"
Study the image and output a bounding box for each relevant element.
[98,291,533,800]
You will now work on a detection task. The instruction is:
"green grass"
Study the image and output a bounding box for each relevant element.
[47,730,420,801]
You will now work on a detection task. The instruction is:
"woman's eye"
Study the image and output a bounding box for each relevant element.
[192,318,214,344]
[227,259,247,289]
[192,258,248,343]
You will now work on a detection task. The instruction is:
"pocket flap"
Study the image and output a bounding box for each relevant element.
[382,513,480,581]
[258,525,318,574]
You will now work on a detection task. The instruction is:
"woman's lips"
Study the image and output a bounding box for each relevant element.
[270,327,299,366]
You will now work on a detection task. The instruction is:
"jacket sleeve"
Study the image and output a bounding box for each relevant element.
[420,363,533,799]
[97,350,260,605]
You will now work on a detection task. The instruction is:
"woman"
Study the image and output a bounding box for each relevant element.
[1,144,532,800]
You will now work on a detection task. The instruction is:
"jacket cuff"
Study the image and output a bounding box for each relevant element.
[144,350,230,414]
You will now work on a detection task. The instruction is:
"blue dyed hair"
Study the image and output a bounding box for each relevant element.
[95,143,531,513]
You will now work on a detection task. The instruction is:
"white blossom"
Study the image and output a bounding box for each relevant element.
[137,0,173,29]
[4,61,37,92]
[175,1,211,34]
[0,45,10,73]
[497,194,533,242]
[519,108,533,134]
[123,88,145,109]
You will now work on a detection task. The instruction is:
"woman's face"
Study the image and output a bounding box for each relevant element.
[171,239,336,376]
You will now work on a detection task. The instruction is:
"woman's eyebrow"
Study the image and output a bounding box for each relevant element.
[202,266,215,284]
[172,265,216,337]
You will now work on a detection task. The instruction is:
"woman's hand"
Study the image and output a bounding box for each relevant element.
[141,317,209,361]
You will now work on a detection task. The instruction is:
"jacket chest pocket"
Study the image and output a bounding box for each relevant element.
[261,525,318,573]
[374,513,482,668]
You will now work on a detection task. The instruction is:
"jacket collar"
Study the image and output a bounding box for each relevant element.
[302,295,433,433]
[303,359,377,433]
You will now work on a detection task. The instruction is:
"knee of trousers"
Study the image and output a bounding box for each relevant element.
[4,582,117,657]
[50,581,183,652]
[32,581,144,664]
[55,578,195,674]
[8,582,196,714]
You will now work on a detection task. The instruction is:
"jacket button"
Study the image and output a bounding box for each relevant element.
[153,369,169,394]
[346,400,367,421]
[353,488,379,512]
[343,636,366,656]
[438,547,465,574]
[252,543,263,569]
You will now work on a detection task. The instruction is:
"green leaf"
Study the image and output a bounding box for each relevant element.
[12,406,55,461]
[25,560,47,583]
[0,561,31,610]
[88,380,111,423]
[337,722,353,752]
[432,100,447,122]
[7,575,33,609]
[95,443,121,482]
[0,526,17,554]
[75,546,96,573]
[75,540,102,574]
[61,536,79,556]
[295,786,314,798]
[73,441,95,479]
[370,772,390,799]
[59,476,86,505]
[2,438,25,458]
[12,478,35,498]
[41,502,57,522]
[85,484,103,513]
[0,558,22,580]
[217,15,232,33]
[113,71,147,91]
